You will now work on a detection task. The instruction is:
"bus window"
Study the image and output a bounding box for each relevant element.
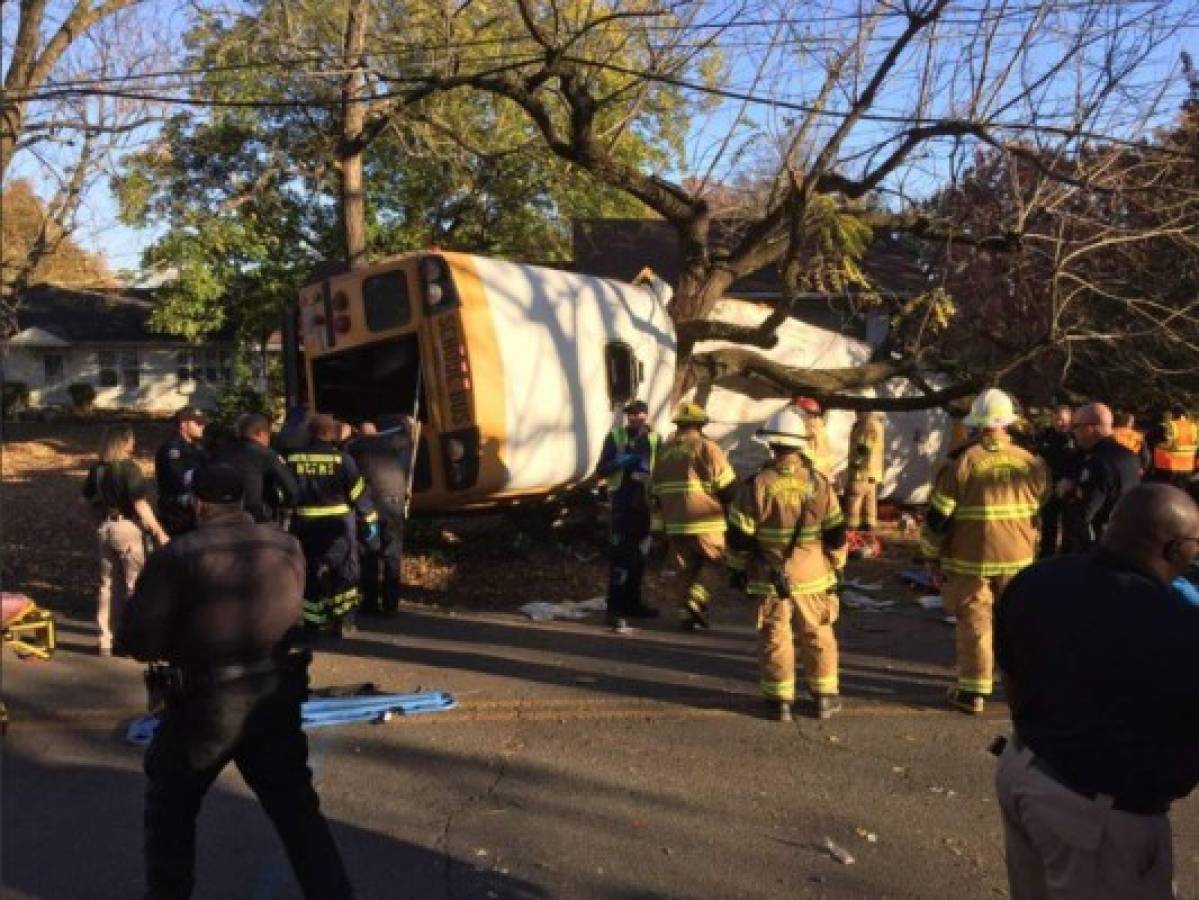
[363,271,412,332]
[311,335,428,425]
[604,341,640,407]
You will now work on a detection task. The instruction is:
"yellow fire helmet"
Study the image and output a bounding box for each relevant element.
[967,388,1018,429]
[672,401,709,425]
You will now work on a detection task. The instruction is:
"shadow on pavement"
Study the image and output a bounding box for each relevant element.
[327,605,959,714]
[0,739,551,900]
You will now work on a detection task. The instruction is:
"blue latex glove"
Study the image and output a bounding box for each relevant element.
[614,452,642,471]
[1172,575,1199,607]
[362,521,381,551]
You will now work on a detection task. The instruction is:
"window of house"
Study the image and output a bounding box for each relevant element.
[42,354,65,384]
[604,341,640,407]
[174,348,233,384]
[97,351,119,387]
[120,350,141,389]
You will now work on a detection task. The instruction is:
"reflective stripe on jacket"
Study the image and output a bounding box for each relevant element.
[286,443,378,523]
[651,431,735,535]
[727,457,847,597]
[921,433,1049,577]
[606,426,662,493]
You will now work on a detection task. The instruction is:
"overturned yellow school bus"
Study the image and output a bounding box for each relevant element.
[289,252,676,512]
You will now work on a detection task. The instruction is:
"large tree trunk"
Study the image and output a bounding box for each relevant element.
[339,0,369,270]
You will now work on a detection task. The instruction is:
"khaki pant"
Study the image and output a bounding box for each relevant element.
[941,573,1011,695]
[844,479,877,529]
[665,533,725,621]
[97,518,145,651]
[758,591,839,700]
[996,739,1173,900]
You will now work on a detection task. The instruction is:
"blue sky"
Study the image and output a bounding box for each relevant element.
[11,0,1197,275]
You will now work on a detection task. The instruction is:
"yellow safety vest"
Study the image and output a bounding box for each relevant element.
[607,427,661,492]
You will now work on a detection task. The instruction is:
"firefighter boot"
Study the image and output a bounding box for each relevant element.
[814,694,843,720]
[768,700,793,723]
[680,598,711,631]
[947,686,985,715]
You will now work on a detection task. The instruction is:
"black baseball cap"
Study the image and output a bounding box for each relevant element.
[174,405,207,424]
[624,400,649,415]
[192,464,245,504]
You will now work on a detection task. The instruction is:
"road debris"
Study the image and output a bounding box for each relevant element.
[854,827,879,843]
[841,590,895,612]
[823,838,856,865]
[518,597,607,621]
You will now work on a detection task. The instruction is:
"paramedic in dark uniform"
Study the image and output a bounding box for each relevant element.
[213,413,300,524]
[155,406,209,536]
[116,464,354,899]
[286,414,379,637]
[346,416,412,617]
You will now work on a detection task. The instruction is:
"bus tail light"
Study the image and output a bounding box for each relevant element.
[334,315,352,333]
[440,428,479,490]
[422,254,460,312]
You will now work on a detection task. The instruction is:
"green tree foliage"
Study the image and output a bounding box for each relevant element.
[116,0,682,342]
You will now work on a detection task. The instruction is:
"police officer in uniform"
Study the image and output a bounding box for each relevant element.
[213,413,300,524]
[346,416,413,617]
[286,414,379,637]
[116,464,354,899]
[155,407,208,536]
[1062,403,1140,552]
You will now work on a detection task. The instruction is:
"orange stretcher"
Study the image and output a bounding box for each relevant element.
[2,593,56,660]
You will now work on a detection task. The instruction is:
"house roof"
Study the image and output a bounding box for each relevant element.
[572,218,929,298]
[6,284,230,346]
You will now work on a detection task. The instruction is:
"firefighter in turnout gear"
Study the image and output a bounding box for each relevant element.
[844,410,885,533]
[727,408,848,722]
[793,397,833,476]
[286,415,378,637]
[652,402,737,630]
[921,389,1049,715]
[594,400,662,631]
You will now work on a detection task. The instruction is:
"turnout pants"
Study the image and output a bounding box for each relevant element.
[941,573,1013,696]
[291,515,360,629]
[97,518,145,652]
[758,591,840,701]
[665,533,725,622]
[996,739,1173,900]
[144,662,354,899]
[360,505,404,614]
[607,529,651,617]
[844,479,878,530]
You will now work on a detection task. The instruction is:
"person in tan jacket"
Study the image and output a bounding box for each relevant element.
[651,402,737,630]
[728,407,848,721]
[844,410,885,533]
[921,388,1049,714]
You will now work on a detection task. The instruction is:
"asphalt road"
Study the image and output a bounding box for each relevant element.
[5,597,1199,899]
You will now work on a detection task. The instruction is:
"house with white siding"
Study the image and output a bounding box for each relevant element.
[1,285,256,412]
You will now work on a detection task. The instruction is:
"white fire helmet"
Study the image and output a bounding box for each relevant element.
[967,388,1018,428]
[754,406,813,450]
